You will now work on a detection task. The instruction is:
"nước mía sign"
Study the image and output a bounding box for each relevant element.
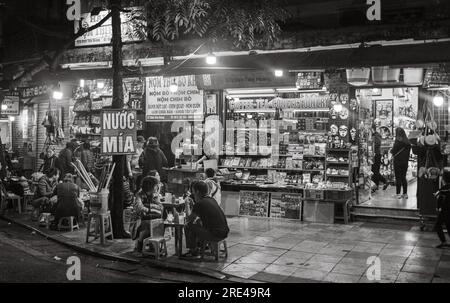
[101,110,137,155]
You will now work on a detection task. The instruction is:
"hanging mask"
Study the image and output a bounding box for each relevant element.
[330,124,338,135]
[350,127,357,141]
[330,108,337,119]
[339,93,348,104]
[339,107,349,119]
[339,125,348,138]
[329,93,338,102]
[350,98,357,111]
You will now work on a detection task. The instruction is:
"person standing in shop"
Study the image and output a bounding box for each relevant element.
[391,127,412,199]
[139,137,168,182]
[371,126,389,193]
[434,170,450,248]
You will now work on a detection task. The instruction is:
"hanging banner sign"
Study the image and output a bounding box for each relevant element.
[101,110,137,155]
[19,85,50,98]
[196,72,296,90]
[2,95,20,115]
[228,94,330,110]
[145,75,204,121]
[74,7,145,47]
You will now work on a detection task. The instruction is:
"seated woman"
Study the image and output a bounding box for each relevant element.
[50,173,82,229]
[31,168,59,219]
[129,176,163,252]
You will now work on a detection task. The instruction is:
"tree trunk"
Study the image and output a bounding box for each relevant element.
[110,0,127,238]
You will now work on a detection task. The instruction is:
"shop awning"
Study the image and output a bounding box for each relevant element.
[157,41,450,76]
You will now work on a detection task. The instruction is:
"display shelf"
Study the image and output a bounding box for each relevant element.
[219,166,324,172]
[326,174,350,178]
[326,161,350,165]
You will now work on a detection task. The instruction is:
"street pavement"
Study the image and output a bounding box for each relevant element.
[0,219,221,283]
[2,210,450,283]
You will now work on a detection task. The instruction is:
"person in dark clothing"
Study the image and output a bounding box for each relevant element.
[40,146,57,175]
[391,127,412,199]
[80,142,95,173]
[434,170,450,248]
[139,137,168,182]
[57,141,77,179]
[183,181,229,258]
[31,168,59,219]
[51,174,82,229]
[371,127,388,192]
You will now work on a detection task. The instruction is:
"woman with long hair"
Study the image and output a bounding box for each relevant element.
[391,127,412,199]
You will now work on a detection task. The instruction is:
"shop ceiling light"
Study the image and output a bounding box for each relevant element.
[53,91,63,100]
[1,104,7,110]
[206,53,217,65]
[97,81,105,89]
[274,69,283,77]
[80,79,85,87]
[333,103,343,112]
[372,88,380,94]
[9,116,15,122]
[433,94,444,107]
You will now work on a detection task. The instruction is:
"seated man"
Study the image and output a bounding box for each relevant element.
[31,168,59,219]
[183,180,229,258]
[50,173,82,229]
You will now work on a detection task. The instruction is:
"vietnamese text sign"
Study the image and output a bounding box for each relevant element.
[74,7,145,47]
[2,95,20,115]
[101,110,137,155]
[146,75,204,121]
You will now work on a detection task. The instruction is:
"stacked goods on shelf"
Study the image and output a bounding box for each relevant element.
[239,191,270,217]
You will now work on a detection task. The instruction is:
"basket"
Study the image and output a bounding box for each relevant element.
[325,189,353,200]
[403,68,424,86]
[371,66,400,84]
[346,68,370,86]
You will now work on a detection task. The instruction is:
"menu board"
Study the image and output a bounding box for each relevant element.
[269,193,302,219]
[239,191,270,217]
[145,75,204,121]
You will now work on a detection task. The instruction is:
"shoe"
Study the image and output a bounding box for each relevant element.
[395,194,402,199]
[403,194,408,199]
[436,243,447,249]
[382,183,389,190]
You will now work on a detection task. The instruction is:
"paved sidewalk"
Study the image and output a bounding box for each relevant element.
[2,210,450,283]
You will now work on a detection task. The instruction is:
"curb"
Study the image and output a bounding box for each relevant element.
[0,213,259,283]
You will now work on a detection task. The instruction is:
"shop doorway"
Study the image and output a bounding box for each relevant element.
[357,87,418,210]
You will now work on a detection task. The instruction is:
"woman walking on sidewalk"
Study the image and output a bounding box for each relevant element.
[391,127,411,199]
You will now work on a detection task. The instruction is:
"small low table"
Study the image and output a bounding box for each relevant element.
[164,222,185,257]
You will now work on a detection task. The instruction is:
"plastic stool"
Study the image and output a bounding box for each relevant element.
[57,216,79,232]
[7,193,22,214]
[86,211,113,245]
[142,237,167,259]
[201,239,228,261]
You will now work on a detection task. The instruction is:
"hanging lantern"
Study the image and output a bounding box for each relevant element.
[346,68,370,86]
[403,68,424,86]
[371,66,400,84]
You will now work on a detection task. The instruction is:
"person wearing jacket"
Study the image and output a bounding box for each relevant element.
[40,146,57,175]
[139,137,168,182]
[434,170,450,248]
[391,127,412,199]
[31,168,59,219]
[371,127,388,192]
[129,176,163,252]
[50,173,82,229]
[57,141,77,179]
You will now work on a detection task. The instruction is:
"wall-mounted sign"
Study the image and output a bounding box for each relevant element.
[101,110,136,155]
[270,95,329,109]
[20,85,50,98]
[74,7,145,47]
[2,95,20,115]
[295,72,323,90]
[145,75,204,121]
[196,72,296,90]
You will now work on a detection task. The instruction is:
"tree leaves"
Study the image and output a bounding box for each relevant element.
[137,0,289,49]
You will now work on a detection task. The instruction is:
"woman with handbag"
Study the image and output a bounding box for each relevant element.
[391,127,412,199]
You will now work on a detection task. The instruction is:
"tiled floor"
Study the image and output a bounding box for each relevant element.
[362,179,418,209]
[4,211,450,283]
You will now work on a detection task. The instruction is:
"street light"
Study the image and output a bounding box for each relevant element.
[274,69,283,77]
[169,82,178,93]
[206,53,216,65]
[1,104,7,111]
